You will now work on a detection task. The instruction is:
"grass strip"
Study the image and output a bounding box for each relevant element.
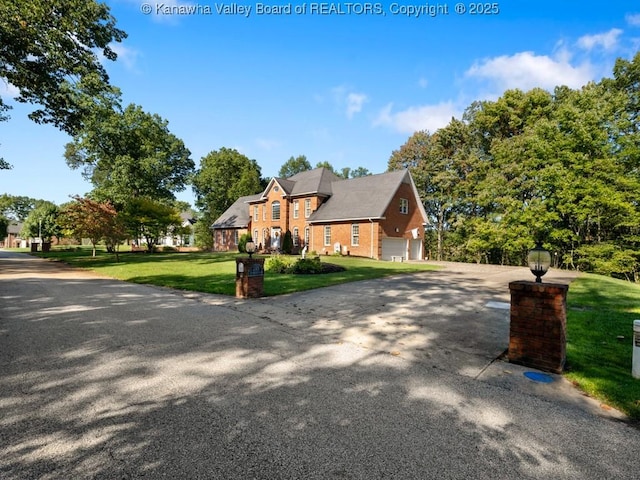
[565,273,640,421]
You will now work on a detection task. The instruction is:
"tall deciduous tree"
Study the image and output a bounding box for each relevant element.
[388,70,640,280]
[0,0,126,135]
[121,197,181,253]
[65,103,194,206]
[21,201,61,242]
[389,122,474,261]
[193,148,263,219]
[349,166,372,178]
[315,161,337,174]
[0,194,37,220]
[278,155,311,178]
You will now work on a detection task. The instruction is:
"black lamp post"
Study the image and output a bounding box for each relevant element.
[528,242,551,283]
[246,240,256,259]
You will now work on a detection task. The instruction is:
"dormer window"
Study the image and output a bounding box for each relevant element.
[400,198,409,215]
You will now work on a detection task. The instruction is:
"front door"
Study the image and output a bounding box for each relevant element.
[270,227,282,250]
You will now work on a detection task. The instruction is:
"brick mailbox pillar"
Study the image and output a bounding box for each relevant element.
[508,280,569,374]
[235,257,265,299]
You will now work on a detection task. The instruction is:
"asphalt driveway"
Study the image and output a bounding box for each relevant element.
[0,251,637,479]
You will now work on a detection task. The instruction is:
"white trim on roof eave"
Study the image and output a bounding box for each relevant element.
[259,177,289,199]
[308,216,385,224]
[289,191,331,198]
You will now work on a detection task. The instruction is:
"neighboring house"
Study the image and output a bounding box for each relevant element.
[211,194,261,251]
[155,211,198,248]
[212,168,428,260]
[0,221,26,248]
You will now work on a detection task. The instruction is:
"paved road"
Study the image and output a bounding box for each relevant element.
[0,251,637,479]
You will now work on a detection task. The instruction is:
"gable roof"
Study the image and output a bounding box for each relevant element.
[254,167,341,201]
[211,194,261,229]
[7,221,22,235]
[307,169,428,224]
[286,167,341,196]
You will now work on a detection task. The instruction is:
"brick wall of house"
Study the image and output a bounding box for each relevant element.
[308,220,379,257]
[249,186,329,252]
[248,182,288,250]
[214,228,247,252]
[380,182,426,240]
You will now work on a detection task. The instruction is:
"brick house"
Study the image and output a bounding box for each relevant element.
[212,168,428,260]
[0,221,25,248]
[211,194,261,251]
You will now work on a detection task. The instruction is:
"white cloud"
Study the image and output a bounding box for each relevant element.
[0,79,19,100]
[331,86,369,118]
[346,93,368,119]
[374,101,459,134]
[626,13,640,26]
[109,43,140,70]
[577,28,623,51]
[465,51,593,91]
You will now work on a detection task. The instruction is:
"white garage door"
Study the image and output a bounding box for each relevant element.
[409,239,423,260]
[381,238,407,261]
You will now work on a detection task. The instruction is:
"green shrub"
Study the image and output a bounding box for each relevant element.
[282,230,294,254]
[266,256,347,275]
[265,255,294,273]
[288,257,323,274]
[238,233,252,253]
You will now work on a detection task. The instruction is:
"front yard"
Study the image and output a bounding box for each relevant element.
[31,248,440,296]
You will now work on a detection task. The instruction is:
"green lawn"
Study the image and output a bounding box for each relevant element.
[32,248,440,296]
[565,274,640,421]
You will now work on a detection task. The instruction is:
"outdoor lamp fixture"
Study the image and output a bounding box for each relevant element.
[528,242,551,283]
[245,240,256,259]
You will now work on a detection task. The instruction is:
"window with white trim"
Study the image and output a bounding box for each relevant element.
[400,198,409,215]
[293,200,299,219]
[304,198,312,218]
[324,226,331,246]
[351,224,360,246]
[234,230,239,245]
[272,201,280,220]
[253,206,258,222]
[262,204,266,221]
[293,227,299,246]
[304,227,310,247]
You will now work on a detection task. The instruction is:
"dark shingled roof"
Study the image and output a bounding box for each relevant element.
[7,221,22,235]
[218,168,427,228]
[256,167,342,201]
[308,170,416,223]
[211,194,261,229]
[286,167,341,197]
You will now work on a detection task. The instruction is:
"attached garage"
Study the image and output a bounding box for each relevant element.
[409,239,423,260]
[381,237,408,261]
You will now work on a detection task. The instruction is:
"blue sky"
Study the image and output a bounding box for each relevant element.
[2,0,640,208]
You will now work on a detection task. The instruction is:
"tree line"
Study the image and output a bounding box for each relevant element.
[389,53,640,281]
